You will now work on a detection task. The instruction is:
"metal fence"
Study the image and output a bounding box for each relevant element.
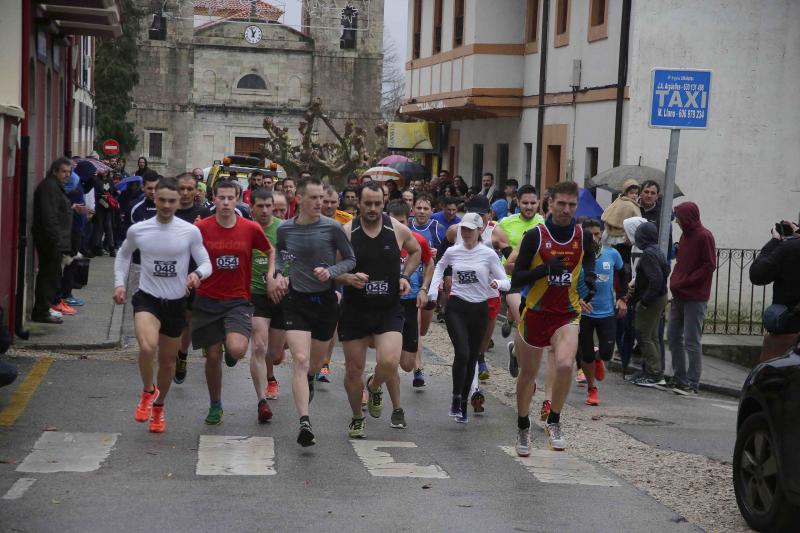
[703,248,770,335]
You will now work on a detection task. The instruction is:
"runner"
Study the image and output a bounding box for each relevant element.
[427,212,509,423]
[272,176,356,447]
[337,184,420,437]
[130,170,159,223]
[192,180,272,425]
[264,191,289,398]
[411,192,445,350]
[511,181,595,454]
[113,177,212,433]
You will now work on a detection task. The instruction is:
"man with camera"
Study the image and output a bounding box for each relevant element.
[750,219,800,361]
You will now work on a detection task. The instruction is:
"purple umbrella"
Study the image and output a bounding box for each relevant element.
[378,154,411,166]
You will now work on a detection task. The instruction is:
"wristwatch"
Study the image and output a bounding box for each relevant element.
[192,270,203,280]
[400,274,410,282]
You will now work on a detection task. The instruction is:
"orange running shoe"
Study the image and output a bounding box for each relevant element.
[58,300,77,315]
[265,379,279,400]
[539,399,551,421]
[135,386,159,422]
[586,386,600,406]
[149,404,165,432]
[595,359,606,382]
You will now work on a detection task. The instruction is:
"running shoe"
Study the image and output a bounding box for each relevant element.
[48,308,63,318]
[174,352,188,384]
[58,300,77,315]
[64,296,85,307]
[633,375,662,388]
[575,369,587,386]
[148,404,165,433]
[515,425,531,457]
[501,319,513,338]
[449,396,462,418]
[546,422,566,451]
[316,364,331,383]
[539,399,551,422]
[455,412,468,424]
[673,383,699,396]
[594,359,606,382]
[390,408,407,429]
[265,378,279,400]
[470,389,485,414]
[135,387,159,422]
[412,369,426,388]
[365,375,383,418]
[223,344,237,367]
[297,420,316,447]
[478,362,490,382]
[205,405,223,425]
[586,386,600,406]
[257,399,273,423]
[507,342,519,378]
[349,416,366,438]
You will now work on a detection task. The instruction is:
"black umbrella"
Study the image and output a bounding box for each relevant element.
[585,164,684,198]
[388,160,429,181]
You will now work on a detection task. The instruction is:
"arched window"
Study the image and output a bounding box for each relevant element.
[236,74,267,90]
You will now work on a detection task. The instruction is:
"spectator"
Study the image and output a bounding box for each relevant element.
[135,157,148,176]
[91,170,118,256]
[401,189,415,211]
[347,175,360,188]
[668,202,716,394]
[31,157,74,324]
[386,179,402,201]
[431,197,461,231]
[59,171,88,308]
[639,179,674,258]
[750,219,800,361]
[478,172,500,203]
[453,175,469,197]
[601,179,642,263]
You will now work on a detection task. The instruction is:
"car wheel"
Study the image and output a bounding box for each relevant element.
[733,412,798,532]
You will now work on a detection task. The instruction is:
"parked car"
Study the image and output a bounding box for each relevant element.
[733,339,800,532]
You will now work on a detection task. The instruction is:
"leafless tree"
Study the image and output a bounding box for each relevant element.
[382,33,405,122]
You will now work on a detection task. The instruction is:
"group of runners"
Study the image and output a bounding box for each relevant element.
[114,171,609,454]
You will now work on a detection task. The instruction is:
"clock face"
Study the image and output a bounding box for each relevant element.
[244,25,262,44]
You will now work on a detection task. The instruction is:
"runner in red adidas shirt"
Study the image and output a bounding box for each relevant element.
[192,180,272,425]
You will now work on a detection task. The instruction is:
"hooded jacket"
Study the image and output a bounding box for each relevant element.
[630,221,669,307]
[601,179,642,238]
[750,234,800,308]
[670,202,716,301]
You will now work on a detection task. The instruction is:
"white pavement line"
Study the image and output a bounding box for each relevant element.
[712,403,738,412]
[196,435,276,476]
[350,440,450,479]
[17,432,120,473]
[499,446,620,487]
[2,478,37,500]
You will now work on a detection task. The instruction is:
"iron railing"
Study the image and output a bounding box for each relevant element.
[703,248,770,335]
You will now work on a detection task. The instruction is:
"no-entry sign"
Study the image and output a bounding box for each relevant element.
[102,139,120,156]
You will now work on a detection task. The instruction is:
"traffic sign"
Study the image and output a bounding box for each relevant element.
[102,139,120,156]
[649,69,711,129]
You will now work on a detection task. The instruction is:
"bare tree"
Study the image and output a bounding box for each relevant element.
[382,33,405,122]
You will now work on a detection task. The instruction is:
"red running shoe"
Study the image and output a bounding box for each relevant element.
[539,399,551,421]
[258,400,273,423]
[586,386,600,406]
[149,405,166,433]
[595,359,606,382]
[135,387,159,422]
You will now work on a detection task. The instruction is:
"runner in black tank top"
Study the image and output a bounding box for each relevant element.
[337,183,422,439]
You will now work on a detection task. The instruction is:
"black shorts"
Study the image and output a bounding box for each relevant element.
[400,299,419,353]
[191,295,254,349]
[282,289,339,341]
[251,292,285,329]
[578,315,617,363]
[338,303,405,342]
[131,290,187,338]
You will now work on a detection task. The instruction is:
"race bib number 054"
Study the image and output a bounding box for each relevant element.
[216,255,240,270]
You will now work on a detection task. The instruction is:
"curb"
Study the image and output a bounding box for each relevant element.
[605,359,742,399]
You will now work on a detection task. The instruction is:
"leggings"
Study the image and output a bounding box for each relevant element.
[444,296,488,399]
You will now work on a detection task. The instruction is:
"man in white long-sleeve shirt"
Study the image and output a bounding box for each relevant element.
[113,177,211,433]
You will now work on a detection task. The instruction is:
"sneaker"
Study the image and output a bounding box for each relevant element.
[349,416,366,438]
[673,383,699,396]
[307,375,315,403]
[660,376,676,389]
[412,369,426,388]
[265,379,279,400]
[449,396,462,418]
[575,369,587,386]
[58,300,77,315]
[205,405,223,425]
[64,296,85,306]
[223,344,237,367]
[586,386,600,406]
[135,387,159,422]
[546,422,566,451]
[174,352,188,384]
[316,364,331,383]
[633,375,662,388]
[470,389,485,414]
[478,362,490,382]
[501,319,513,338]
[508,342,519,378]
[515,425,531,457]
[365,375,383,418]
[48,307,64,318]
[361,388,368,411]
[390,408,407,429]
[257,399,273,423]
[455,401,469,423]
[594,359,606,382]
[148,405,165,433]
[33,313,62,324]
[297,420,316,447]
[625,371,646,383]
[539,400,551,422]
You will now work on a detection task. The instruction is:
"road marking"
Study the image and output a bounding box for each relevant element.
[17,432,120,473]
[0,357,53,427]
[500,446,620,487]
[2,478,36,500]
[196,436,275,476]
[712,403,738,412]
[349,440,449,479]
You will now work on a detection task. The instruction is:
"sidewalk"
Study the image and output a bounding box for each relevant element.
[16,256,129,350]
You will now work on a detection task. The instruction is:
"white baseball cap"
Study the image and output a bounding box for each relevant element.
[461,212,484,230]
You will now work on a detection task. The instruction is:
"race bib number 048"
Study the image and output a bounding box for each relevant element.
[216,255,240,270]
[153,260,177,278]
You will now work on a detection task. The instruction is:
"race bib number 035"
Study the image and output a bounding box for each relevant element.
[216,255,240,270]
[153,260,177,278]
[547,271,573,287]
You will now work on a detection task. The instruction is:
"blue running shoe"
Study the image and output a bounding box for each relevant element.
[65,296,85,306]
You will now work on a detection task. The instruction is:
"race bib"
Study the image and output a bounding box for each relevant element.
[216,255,240,270]
[365,280,389,295]
[153,260,177,278]
[547,271,573,287]
[457,270,479,284]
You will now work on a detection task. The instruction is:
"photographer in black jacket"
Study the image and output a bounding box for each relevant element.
[750,220,800,361]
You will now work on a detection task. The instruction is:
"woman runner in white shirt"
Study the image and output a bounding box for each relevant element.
[428,213,510,423]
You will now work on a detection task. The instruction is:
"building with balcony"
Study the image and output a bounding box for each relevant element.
[401,0,800,250]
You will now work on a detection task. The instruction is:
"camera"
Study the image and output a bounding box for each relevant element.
[775,221,797,238]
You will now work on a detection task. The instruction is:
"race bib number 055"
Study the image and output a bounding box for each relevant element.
[153,260,177,278]
[216,255,240,270]
[457,270,479,284]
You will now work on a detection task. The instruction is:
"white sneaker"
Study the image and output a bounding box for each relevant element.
[546,422,566,451]
[49,308,63,318]
[515,425,531,457]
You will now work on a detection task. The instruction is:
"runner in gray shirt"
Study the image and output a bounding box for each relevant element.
[271,176,355,447]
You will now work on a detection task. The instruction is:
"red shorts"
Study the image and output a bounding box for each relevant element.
[487,296,501,320]
[519,309,579,349]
